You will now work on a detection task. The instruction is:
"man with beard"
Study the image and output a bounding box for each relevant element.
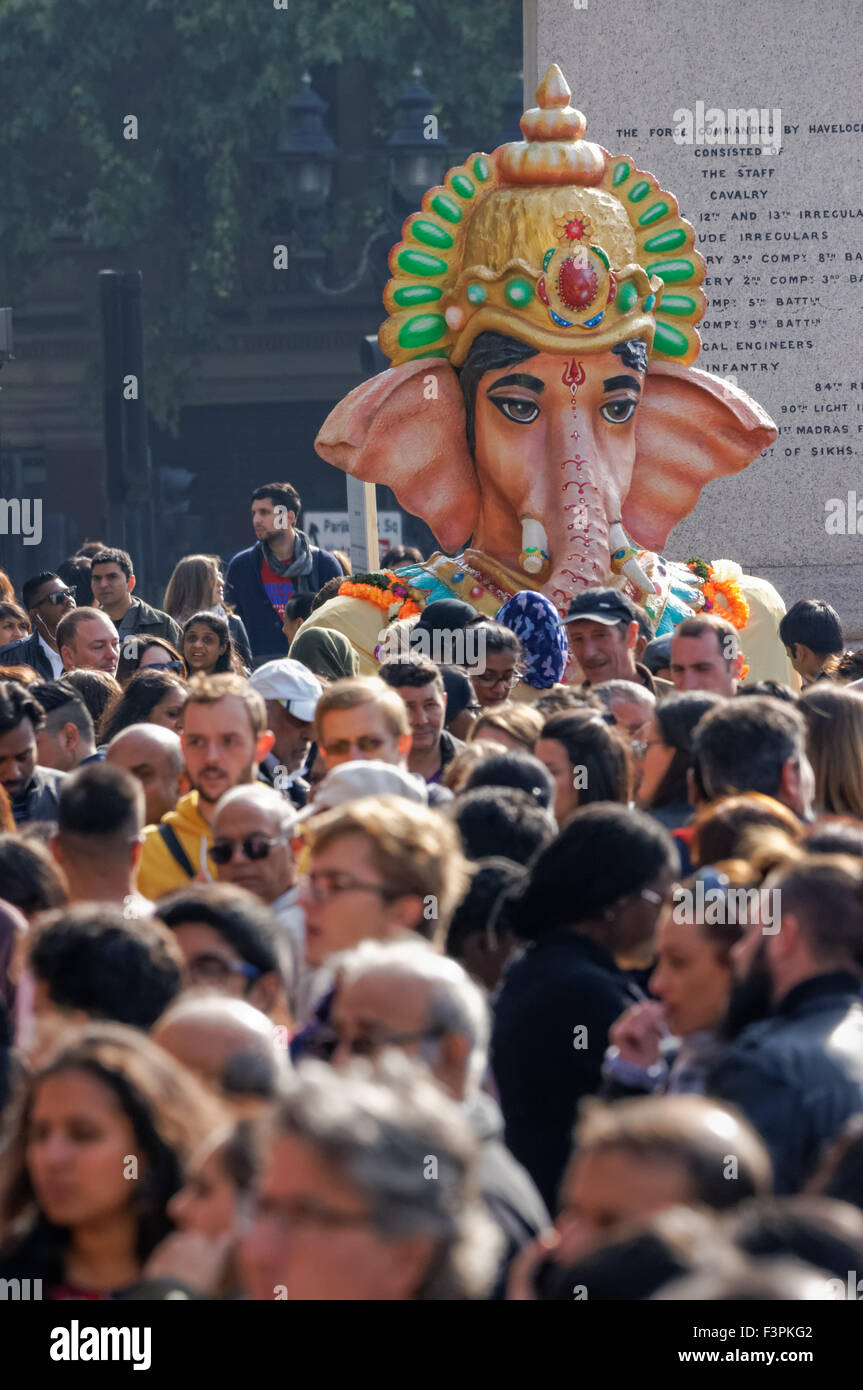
[137,674,274,900]
[707,855,863,1193]
[0,678,66,824]
[225,482,342,664]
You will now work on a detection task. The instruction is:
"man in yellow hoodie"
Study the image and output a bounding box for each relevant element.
[137,673,274,901]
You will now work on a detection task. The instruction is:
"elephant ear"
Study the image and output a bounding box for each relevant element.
[622,361,778,551]
[315,358,478,553]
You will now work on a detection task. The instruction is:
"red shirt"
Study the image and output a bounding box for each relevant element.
[260,554,295,621]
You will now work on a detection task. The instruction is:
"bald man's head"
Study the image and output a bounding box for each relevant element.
[106,724,185,825]
[153,994,288,1113]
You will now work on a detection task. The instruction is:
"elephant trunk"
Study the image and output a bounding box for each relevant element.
[537,467,613,619]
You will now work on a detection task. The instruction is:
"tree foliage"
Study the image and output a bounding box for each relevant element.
[0,0,520,425]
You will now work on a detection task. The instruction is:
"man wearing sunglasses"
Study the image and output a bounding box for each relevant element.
[0,571,77,679]
[210,784,304,1007]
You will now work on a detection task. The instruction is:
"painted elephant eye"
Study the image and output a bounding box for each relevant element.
[600,398,638,424]
[489,395,541,425]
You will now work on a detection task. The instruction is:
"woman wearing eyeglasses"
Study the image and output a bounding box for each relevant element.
[469,622,525,710]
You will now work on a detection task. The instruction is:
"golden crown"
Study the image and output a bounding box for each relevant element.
[379,65,706,368]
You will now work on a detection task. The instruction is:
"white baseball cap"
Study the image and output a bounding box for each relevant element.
[296,759,429,821]
[249,659,323,721]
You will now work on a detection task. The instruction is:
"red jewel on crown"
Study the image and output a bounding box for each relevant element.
[557,256,597,311]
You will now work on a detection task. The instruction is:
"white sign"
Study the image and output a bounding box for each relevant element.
[305,510,403,559]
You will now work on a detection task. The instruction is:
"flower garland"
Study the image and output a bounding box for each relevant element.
[338,571,422,620]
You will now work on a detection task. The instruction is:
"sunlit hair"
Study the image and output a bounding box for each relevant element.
[799,684,863,818]
[302,794,470,936]
[469,702,544,751]
[185,672,266,738]
[674,613,740,663]
[691,791,805,869]
[0,1023,225,1273]
[268,1053,501,1299]
[314,676,409,744]
[442,739,508,794]
[0,569,14,603]
[572,1094,772,1210]
[163,554,225,625]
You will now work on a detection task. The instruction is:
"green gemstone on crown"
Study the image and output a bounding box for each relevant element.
[504,277,533,307]
[473,157,490,182]
[617,281,639,313]
[397,248,448,277]
[645,257,694,284]
[659,293,697,316]
[430,194,462,224]
[612,162,631,186]
[466,283,487,304]
[653,321,689,356]
[644,227,687,253]
[627,181,650,203]
[397,313,448,349]
[412,219,454,250]
[637,201,669,227]
[393,284,443,307]
[450,173,475,198]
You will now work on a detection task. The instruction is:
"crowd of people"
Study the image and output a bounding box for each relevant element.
[0,479,862,1301]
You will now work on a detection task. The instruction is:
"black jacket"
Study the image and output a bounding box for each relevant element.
[0,632,56,680]
[10,766,66,825]
[469,1092,550,1295]
[491,930,639,1211]
[706,972,863,1193]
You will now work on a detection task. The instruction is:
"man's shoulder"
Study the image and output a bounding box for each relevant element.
[311,547,343,580]
[0,633,36,660]
[130,598,177,629]
[226,545,259,573]
[33,764,67,791]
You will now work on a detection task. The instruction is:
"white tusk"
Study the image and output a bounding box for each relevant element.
[608,521,655,595]
[519,517,549,575]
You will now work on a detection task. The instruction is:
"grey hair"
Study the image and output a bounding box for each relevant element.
[213,782,296,835]
[335,939,490,1094]
[593,680,656,718]
[274,1054,502,1299]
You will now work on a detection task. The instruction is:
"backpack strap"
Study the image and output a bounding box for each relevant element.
[157,824,196,879]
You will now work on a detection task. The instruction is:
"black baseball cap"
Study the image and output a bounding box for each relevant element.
[562,588,639,627]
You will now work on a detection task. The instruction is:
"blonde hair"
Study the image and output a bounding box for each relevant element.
[469,703,544,751]
[314,676,409,744]
[163,554,222,625]
[302,794,470,935]
[442,739,508,795]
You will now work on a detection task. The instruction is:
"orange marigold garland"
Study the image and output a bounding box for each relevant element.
[686,558,749,631]
[338,571,423,620]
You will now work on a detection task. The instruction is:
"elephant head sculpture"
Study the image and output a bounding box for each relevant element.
[316,65,777,627]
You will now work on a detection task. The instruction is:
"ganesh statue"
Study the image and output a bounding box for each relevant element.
[315,64,791,684]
